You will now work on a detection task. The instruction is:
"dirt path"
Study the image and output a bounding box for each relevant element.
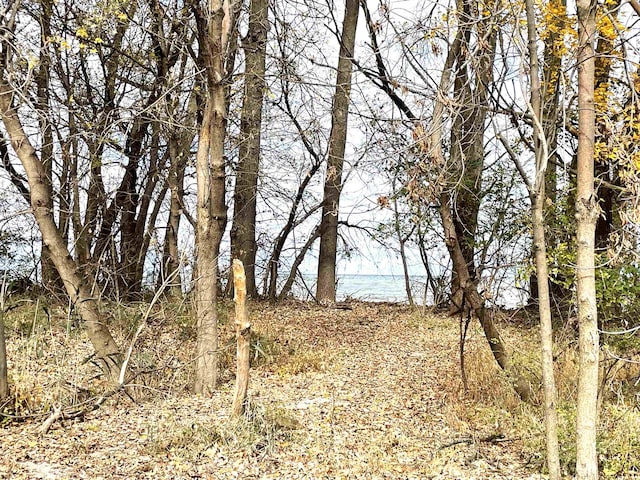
[0,303,542,479]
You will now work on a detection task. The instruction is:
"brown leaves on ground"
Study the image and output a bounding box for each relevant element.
[1,301,544,479]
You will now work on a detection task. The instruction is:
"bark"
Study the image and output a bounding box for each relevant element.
[231,259,251,417]
[117,118,148,297]
[447,0,496,311]
[160,135,187,296]
[532,185,561,479]
[193,0,236,394]
[194,100,220,395]
[36,0,63,293]
[525,0,561,473]
[316,0,359,302]
[0,82,121,379]
[230,0,268,298]
[575,0,600,476]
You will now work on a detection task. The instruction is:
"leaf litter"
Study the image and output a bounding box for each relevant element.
[1,301,548,479]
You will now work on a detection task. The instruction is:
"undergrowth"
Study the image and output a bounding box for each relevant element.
[2,296,639,478]
[454,317,640,479]
[144,401,299,460]
[1,295,326,416]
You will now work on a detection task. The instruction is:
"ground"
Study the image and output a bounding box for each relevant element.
[1,301,557,479]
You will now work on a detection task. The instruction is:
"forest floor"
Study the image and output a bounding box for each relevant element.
[0,300,637,479]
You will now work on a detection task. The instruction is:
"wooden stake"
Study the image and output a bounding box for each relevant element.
[231,259,251,417]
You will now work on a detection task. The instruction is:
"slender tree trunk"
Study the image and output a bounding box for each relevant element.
[575,0,600,476]
[316,0,359,302]
[530,0,565,305]
[230,0,268,299]
[393,193,415,306]
[161,136,186,296]
[0,82,121,379]
[525,0,561,473]
[0,305,7,400]
[440,193,533,401]
[36,0,64,293]
[278,225,321,301]
[532,186,561,479]
[118,120,147,298]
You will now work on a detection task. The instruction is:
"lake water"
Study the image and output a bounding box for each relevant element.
[294,273,431,304]
[292,273,526,307]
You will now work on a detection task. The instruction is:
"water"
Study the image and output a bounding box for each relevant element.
[295,273,430,304]
[293,273,527,307]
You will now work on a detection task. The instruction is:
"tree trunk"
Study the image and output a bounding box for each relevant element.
[575,0,600,476]
[230,0,268,299]
[447,0,495,311]
[0,304,8,400]
[0,82,121,380]
[232,259,251,417]
[194,101,220,395]
[532,188,561,479]
[36,0,64,294]
[193,0,236,395]
[118,119,147,298]
[316,0,359,302]
[440,194,533,402]
[160,135,187,296]
[529,0,565,306]
[393,193,415,306]
[525,0,561,473]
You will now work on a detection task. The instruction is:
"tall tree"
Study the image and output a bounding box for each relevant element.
[575,0,600,475]
[358,0,532,401]
[35,0,63,293]
[446,0,496,312]
[316,0,359,302]
[192,0,238,394]
[230,0,269,298]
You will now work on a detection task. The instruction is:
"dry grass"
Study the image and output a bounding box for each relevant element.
[1,297,639,479]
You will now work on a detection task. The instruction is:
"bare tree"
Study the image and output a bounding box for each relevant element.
[192,0,239,394]
[230,0,269,298]
[316,0,359,302]
[521,0,561,472]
